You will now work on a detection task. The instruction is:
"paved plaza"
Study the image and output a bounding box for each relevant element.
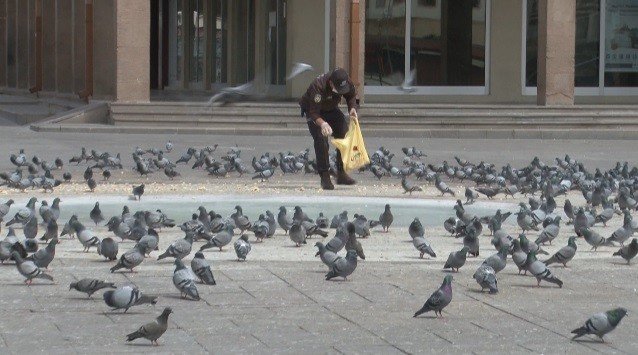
[0,126,637,354]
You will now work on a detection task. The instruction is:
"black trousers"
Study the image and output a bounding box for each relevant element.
[305,109,349,173]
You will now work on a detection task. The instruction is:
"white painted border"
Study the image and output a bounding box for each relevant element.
[365,0,491,96]
[522,0,638,96]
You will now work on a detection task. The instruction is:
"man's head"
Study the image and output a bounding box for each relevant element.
[329,68,351,95]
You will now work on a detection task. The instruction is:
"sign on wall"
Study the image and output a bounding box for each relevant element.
[605,0,638,72]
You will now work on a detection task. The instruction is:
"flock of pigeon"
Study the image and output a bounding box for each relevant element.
[1,143,637,345]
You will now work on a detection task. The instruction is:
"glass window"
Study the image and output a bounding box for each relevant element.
[190,0,204,84]
[604,0,638,87]
[212,0,227,84]
[410,0,486,86]
[364,0,406,86]
[525,0,538,87]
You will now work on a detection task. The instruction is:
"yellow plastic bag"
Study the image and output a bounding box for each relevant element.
[330,117,371,172]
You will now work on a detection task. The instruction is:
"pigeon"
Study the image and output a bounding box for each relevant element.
[133,184,145,200]
[286,62,314,80]
[473,264,498,294]
[481,246,507,273]
[352,214,372,238]
[434,175,455,196]
[408,218,424,239]
[86,177,97,192]
[110,244,147,273]
[379,204,393,232]
[443,217,458,236]
[465,187,479,204]
[535,216,561,245]
[252,169,274,182]
[413,275,453,318]
[39,219,58,242]
[69,278,116,298]
[443,246,469,273]
[89,202,104,226]
[289,222,307,247]
[324,226,348,253]
[517,208,540,232]
[316,213,329,229]
[345,223,366,260]
[293,206,313,223]
[581,228,610,251]
[103,285,158,312]
[26,237,58,269]
[11,251,54,285]
[173,259,200,300]
[330,211,348,229]
[234,234,251,261]
[525,251,563,287]
[277,206,293,234]
[519,234,548,255]
[159,232,194,259]
[0,199,14,222]
[325,249,358,281]
[564,199,575,224]
[126,307,173,345]
[315,242,338,268]
[544,236,578,267]
[165,140,173,152]
[412,235,436,259]
[199,224,233,252]
[511,239,529,274]
[608,210,634,246]
[613,238,638,264]
[69,220,100,252]
[97,237,119,261]
[102,169,111,181]
[571,308,628,342]
[191,251,216,285]
[137,229,159,256]
[401,178,422,195]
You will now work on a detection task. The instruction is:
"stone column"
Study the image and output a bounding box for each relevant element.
[115,0,150,102]
[537,0,575,106]
[333,0,365,102]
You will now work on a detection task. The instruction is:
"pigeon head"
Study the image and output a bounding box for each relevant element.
[346,222,356,235]
[384,204,390,210]
[345,249,358,260]
[460,246,470,254]
[69,282,78,291]
[194,251,205,259]
[442,275,453,286]
[174,258,186,270]
[607,308,628,326]
[240,234,249,242]
[567,236,577,247]
[6,199,14,205]
[279,206,286,212]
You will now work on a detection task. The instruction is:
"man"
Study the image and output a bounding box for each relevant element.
[299,68,358,190]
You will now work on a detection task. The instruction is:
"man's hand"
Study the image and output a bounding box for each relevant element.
[349,108,358,120]
[320,122,333,137]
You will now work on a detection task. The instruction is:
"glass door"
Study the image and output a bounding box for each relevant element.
[168,0,184,88]
[265,0,287,88]
[189,0,205,88]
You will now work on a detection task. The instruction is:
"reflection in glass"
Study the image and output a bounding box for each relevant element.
[604,0,638,87]
[190,0,204,83]
[410,0,486,86]
[212,0,227,83]
[364,1,406,86]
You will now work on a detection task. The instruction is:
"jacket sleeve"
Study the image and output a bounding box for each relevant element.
[343,82,358,112]
[305,83,322,122]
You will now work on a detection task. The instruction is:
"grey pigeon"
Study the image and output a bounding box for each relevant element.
[379,204,393,232]
[443,247,469,272]
[26,237,58,269]
[613,238,638,264]
[0,199,14,222]
[173,259,200,300]
[250,214,270,242]
[234,234,251,261]
[90,202,104,226]
[330,211,348,229]
[325,226,348,253]
[571,308,628,342]
[581,228,609,251]
[316,213,329,229]
[535,216,561,245]
[434,175,455,196]
[301,220,329,238]
[265,210,277,237]
[544,236,578,267]
[413,275,453,318]
[482,246,507,273]
[525,251,563,288]
[132,184,145,200]
[191,251,216,285]
[126,307,173,345]
[352,214,371,238]
[465,187,479,204]
[289,222,307,247]
[159,232,193,259]
[315,241,338,268]
[69,278,116,298]
[345,223,366,260]
[519,234,548,255]
[277,206,293,234]
[473,264,498,294]
[401,178,422,195]
[325,249,358,281]
[70,220,100,252]
[608,210,634,246]
[110,244,147,272]
[97,237,119,261]
[200,224,233,252]
[408,218,424,239]
[138,229,159,256]
[103,285,158,312]
[11,251,54,285]
[516,207,539,232]
[412,235,436,259]
[511,239,529,274]
[40,219,58,242]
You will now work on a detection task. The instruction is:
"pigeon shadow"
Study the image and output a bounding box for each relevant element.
[609,261,632,266]
[125,343,160,347]
[510,283,562,289]
[571,338,605,344]
[441,269,457,273]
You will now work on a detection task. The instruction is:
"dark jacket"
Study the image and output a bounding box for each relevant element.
[299,70,357,122]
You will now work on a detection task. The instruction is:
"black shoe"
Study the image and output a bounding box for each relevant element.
[336,171,356,185]
[320,172,334,190]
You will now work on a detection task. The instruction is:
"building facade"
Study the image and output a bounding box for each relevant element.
[0,0,636,105]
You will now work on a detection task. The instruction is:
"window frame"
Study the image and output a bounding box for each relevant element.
[521,0,638,96]
[364,0,491,96]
